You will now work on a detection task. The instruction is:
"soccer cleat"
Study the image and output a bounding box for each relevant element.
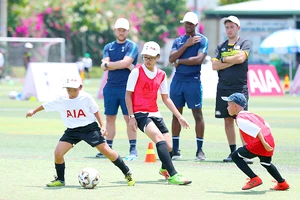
[270,180,290,190]
[46,176,65,187]
[159,168,170,180]
[172,150,182,160]
[125,171,135,186]
[195,150,206,161]
[168,174,192,185]
[95,152,105,158]
[223,153,233,162]
[242,176,262,190]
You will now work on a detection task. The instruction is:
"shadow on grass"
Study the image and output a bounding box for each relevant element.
[40,184,128,190]
[207,190,268,195]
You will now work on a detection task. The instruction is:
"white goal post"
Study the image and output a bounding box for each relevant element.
[0,37,66,62]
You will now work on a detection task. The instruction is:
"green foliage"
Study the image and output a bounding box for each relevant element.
[219,0,250,6]
[139,0,187,46]
[7,0,29,36]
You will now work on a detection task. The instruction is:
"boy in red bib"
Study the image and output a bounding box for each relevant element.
[125,41,191,185]
[222,93,289,190]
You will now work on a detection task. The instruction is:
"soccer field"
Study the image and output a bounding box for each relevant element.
[0,78,299,200]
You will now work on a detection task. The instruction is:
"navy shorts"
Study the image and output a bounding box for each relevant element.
[60,122,106,147]
[134,112,169,134]
[103,85,128,115]
[215,87,249,118]
[170,80,203,109]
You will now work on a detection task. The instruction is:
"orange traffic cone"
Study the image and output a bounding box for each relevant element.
[145,142,157,163]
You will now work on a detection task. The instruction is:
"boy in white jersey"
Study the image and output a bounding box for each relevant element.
[125,41,191,185]
[26,77,135,187]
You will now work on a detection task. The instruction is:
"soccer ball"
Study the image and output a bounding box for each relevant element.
[78,168,100,189]
[8,91,18,99]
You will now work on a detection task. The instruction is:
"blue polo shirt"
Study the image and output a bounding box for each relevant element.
[171,33,208,81]
[103,39,138,88]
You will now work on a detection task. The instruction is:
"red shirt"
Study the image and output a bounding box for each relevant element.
[236,111,275,157]
[132,65,166,113]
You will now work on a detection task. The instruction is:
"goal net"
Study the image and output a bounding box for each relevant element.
[0,37,65,75]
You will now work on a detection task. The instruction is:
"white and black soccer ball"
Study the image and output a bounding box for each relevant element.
[78,168,100,189]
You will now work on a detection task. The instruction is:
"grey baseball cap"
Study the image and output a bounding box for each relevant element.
[221,93,247,108]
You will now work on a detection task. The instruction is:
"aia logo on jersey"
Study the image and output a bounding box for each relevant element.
[66,109,86,118]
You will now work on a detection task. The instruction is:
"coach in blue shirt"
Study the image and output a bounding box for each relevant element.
[169,12,208,162]
[98,18,139,159]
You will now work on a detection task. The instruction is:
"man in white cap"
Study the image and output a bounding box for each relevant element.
[97,18,139,159]
[24,42,33,72]
[169,12,209,162]
[211,16,253,164]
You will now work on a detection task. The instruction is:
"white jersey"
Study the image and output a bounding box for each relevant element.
[42,91,99,128]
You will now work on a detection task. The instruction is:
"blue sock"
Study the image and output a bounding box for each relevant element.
[172,136,180,152]
[196,137,203,154]
[106,140,113,149]
[129,139,136,151]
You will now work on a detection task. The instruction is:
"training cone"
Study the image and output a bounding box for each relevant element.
[145,142,157,163]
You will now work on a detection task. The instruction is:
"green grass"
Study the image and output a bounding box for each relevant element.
[0,78,300,200]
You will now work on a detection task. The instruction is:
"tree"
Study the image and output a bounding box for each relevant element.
[138,0,187,46]
[7,0,29,36]
[219,0,251,6]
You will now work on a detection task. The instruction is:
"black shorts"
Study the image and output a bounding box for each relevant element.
[233,146,272,164]
[60,122,106,147]
[134,112,169,134]
[215,87,249,118]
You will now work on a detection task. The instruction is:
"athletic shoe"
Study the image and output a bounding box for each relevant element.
[195,150,206,161]
[223,153,233,162]
[242,176,262,190]
[244,158,254,164]
[270,180,290,190]
[125,171,135,186]
[159,168,169,180]
[172,150,182,160]
[223,153,254,164]
[46,176,65,187]
[125,149,138,161]
[168,174,192,185]
[95,152,105,158]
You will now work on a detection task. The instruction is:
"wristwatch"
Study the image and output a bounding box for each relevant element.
[175,59,179,64]
[104,63,108,68]
[129,114,135,119]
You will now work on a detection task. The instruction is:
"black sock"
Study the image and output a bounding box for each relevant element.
[156,141,177,176]
[231,152,256,178]
[55,163,65,181]
[230,144,236,154]
[261,163,285,183]
[161,152,172,170]
[112,155,129,175]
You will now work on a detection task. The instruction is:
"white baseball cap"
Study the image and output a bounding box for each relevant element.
[180,12,198,25]
[63,77,82,88]
[114,18,130,30]
[24,43,33,48]
[222,15,240,27]
[141,41,160,56]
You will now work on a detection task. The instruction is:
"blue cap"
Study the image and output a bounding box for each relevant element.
[221,93,247,108]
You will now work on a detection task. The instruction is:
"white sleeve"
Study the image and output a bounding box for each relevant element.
[87,94,99,113]
[236,118,261,138]
[159,73,168,94]
[42,97,62,112]
[126,68,139,92]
